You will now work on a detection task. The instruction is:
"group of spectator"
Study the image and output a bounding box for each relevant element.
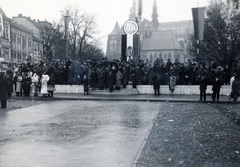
[0,56,240,108]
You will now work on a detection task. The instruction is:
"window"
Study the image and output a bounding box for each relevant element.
[22,36,26,51]
[12,51,16,59]
[17,52,21,62]
[4,48,9,60]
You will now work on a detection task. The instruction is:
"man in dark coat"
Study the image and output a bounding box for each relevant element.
[152,72,160,95]
[212,75,223,101]
[198,73,208,101]
[22,74,32,97]
[107,71,115,93]
[0,71,9,108]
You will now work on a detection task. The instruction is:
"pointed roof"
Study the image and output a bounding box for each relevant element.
[141,30,182,51]
[110,22,122,34]
[151,0,159,29]
[0,7,7,17]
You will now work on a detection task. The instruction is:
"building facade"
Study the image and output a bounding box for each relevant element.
[0,8,51,72]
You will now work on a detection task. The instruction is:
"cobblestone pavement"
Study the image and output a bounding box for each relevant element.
[134,102,240,167]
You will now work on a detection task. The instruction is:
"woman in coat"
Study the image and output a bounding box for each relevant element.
[115,70,122,91]
[169,73,176,96]
[47,73,56,97]
[0,72,8,108]
[16,73,23,96]
[41,73,50,97]
[32,73,40,97]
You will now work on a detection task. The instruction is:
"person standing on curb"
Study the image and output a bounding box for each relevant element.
[15,72,23,96]
[231,74,239,101]
[47,73,56,97]
[229,72,236,100]
[107,71,115,93]
[198,73,208,101]
[152,72,160,95]
[0,71,9,109]
[83,74,89,95]
[212,75,223,102]
[40,73,50,97]
[32,73,40,97]
[169,73,176,96]
[115,70,122,91]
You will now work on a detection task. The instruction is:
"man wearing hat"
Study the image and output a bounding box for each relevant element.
[212,75,223,102]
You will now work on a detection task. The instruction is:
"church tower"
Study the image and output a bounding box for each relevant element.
[106,22,123,60]
[151,0,159,30]
[129,0,137,20]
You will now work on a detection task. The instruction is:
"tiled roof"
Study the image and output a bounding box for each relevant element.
[141,30,182,51]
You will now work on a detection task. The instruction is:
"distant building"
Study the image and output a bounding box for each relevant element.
[0,8,36,72]
[106,0,194,63]
[13,14,53,63]
[0,7,53,72]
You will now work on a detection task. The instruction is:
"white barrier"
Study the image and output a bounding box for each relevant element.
[54,85,231,95]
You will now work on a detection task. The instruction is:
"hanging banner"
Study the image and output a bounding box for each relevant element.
[0,12,4,37]
[192,7,206,40]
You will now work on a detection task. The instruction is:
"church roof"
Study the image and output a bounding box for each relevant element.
[110,21,122,34]
[141,30,182,51]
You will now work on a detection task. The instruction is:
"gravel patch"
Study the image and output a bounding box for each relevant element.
[135,102,240,167]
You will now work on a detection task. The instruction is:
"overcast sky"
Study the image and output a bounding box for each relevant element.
[0,0,210,52]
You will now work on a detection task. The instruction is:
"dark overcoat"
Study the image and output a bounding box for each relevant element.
[107,73,115,90]
[199,76,208,91]
[212,78,222,92]
[152,73,160,89]
[0,75,8,101]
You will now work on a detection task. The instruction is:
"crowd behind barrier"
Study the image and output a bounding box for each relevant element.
[0,56,240,106]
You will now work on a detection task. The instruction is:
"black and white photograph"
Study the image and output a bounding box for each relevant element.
[0,0,240,166]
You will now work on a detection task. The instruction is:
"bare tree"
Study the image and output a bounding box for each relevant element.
[187,2,240,69]
[62,8,100,61]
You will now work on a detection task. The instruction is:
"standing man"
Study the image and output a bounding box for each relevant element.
[212,75,223,102]
[152,72,160,95]
[107,71,115,93]
[0,71,9,108]
[198,73,208,101]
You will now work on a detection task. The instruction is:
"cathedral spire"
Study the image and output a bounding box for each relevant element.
[129,0,136,20]
[151,0,159,30]
[111,21,121,34]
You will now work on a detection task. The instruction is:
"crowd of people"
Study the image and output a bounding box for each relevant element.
[0,56,240,108]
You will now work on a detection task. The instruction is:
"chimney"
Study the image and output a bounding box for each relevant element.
[18,14,22,17]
